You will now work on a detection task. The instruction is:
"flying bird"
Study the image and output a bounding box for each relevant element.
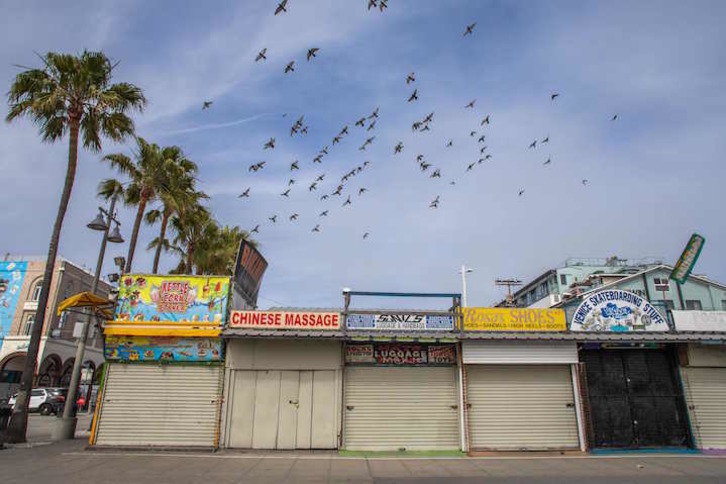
[423,112,434,123]
[312,224,320,233]
[339,125,349,136]
[412,121,422,131]
[470,131,477,137]
[543,157,551,165]
[465,99,476,109]
[542,136,549,143]
[316,174,325,182]
[430,196,440,208]
[484,154,492,160]
[481,115,490,125]
[430,169,441,178]
[379,0,388,11]
[309,182,317,191]
[281,189,291,197]
[477,158,485,164]
[264,137,276,149]
[478,135,486,143]
[406,72,416,84]
[332,135,342,145]
[446,139,453,147]
[251,224,260,233]
[466,163,475,171]
[301,126,308,135]
[420,162,431,172]
[463,22,476,36]
[333,186,343,196]
[449,181,456,185]
[290,213,299,221]
[320,146,329,155]
[288,178,295,186]
[238,188,250,198]
[355,117,366,127]
[320,195,329,201]
[367,120,376,131]
[320,210,329,217]
[551,93,559,101]
[358,188,367,196]
[368,107,379,119]
[269,215,277,223]
[416,154,425,162]
[290,160,299,170]
[528,140,537,149]
[306,48,319,61]
[284,61,295,73]
[582,179,589,185]
[611,114,618,121]
[363,232,369,239]
[480,146,487,154]
[367,0,377,10]
[394,142,403,154]
[274,0,288,15]
[518,189,525,197]
[202,100,213,110]
[313,155,323,164]
[343,196,352,206]
[255,48,267,62]
[408,89,418,102]
[420,124,430,132]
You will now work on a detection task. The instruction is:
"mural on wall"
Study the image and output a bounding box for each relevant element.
[105,335,222,362]
[0,261,28,340]
[571,289,669,332]
[114,275,229,324]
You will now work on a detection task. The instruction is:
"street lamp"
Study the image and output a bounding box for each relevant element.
[55,195,124,440]
[459,265,473,307]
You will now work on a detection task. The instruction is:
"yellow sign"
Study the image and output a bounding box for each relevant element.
[462,308,566,331]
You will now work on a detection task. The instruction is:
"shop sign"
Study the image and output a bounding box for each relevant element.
[345,313,454,331]
[672,310,726,332]
[115,275,229,324]
[233,240,268,307]
[345,343,456,365]
[462,308,566,331]
[230,310,341,329]
[571,290,669,332]
[670,233,705,284]
[105,335,222,362]
[0,261,28,341]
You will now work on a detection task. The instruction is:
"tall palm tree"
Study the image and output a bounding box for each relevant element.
[103,138,182,273]
[170,203,212,274]
[145,152,206,274]
[5,50,145,443]
[195,224,257,275]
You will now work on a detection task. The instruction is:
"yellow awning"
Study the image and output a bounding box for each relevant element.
[57,292,113,316]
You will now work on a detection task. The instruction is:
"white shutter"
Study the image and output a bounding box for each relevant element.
[96,364,222,447]
[467,365,579,450]
[681,367,726,449]
[343,367,459,451]
[463,341,578,364]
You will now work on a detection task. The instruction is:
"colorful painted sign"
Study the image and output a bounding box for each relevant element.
[230,310,341,329]
[571,290,669,332]
[114,275,229,324]
[345,343,457,365]
[346,313,455,331]
[233,240,268,307]
[671,233,705,284]
[462,308,566,331]
[104,335,222,362]
[0,261,28,340]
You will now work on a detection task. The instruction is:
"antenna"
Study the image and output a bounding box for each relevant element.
[495,278,523,307]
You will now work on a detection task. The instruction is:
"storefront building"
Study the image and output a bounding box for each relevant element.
[91,275,229,447]
[343,311,462,451]
[221,310,343,450]
[461,308,584,451]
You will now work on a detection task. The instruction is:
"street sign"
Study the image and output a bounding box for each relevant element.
[670,233,705,284]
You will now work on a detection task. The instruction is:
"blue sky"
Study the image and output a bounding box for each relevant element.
[1,1,725,309]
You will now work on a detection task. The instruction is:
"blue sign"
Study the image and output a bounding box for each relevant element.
[0,261,28,342]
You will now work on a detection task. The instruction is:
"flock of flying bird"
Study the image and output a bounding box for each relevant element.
[198,1,618,239]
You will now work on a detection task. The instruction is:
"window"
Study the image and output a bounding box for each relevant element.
[31,281,43,301]
[23,315,35,336]
[560,274,567,285]
[686,300,703,310]
[30,389,43,397]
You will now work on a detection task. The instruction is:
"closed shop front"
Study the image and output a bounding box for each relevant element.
[343,342,460,451]
[463,341,582,451]
[222,336,343,449]
[680,344,726,450]
[95,363,223,446]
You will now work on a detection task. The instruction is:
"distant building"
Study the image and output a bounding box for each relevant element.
[0,256,111,399]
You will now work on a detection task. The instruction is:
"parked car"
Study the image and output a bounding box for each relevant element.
[8,388,68,416]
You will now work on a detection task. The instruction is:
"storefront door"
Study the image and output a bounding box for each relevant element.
[582,348,690,448]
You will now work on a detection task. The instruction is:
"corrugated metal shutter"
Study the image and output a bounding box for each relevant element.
[467,365,579,450]
[96,364,222,447]
[463,341,578,364]
[681,367,726,449]
[344,367,459,451]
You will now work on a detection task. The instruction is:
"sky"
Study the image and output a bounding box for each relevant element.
[1,0,725,310]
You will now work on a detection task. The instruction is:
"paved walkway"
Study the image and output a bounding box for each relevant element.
[2,439,726,483]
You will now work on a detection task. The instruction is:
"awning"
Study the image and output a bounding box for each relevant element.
[57,291,114,320]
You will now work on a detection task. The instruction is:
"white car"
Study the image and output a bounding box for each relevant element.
[8,387,67,415]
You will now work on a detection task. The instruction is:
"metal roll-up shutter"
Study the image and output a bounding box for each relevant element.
[467,365,579,450]
[96,363,222,447]
[681,367,726,449]
[344,367,459,451]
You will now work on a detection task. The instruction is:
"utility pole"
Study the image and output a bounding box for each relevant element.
[458,265,473,307]
[495,278,523,307]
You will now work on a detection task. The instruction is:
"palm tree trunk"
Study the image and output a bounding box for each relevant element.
[6,118,80,443]
[186,242,194,274]
[125,197,147,273]
[152,213,169,274]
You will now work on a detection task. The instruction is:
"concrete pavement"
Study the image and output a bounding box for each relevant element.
[2,439,726,484]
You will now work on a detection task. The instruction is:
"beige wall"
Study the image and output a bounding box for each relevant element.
[226,339,342,370]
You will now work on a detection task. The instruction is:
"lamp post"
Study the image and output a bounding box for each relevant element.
[459,265,473,307]
[55,195,123,440]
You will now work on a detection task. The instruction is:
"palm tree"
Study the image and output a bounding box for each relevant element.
[170,203,212,274]
[195,224,257,275]
[103,138,184,273]
[5,50,145,442]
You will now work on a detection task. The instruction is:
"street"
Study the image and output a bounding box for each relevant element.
[2,437,726,484]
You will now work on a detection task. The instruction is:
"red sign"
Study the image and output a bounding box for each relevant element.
[230,311,341,330]
[158,280,189,312]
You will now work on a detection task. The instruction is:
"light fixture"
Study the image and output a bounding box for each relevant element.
[86,211,108,231]
[113,256,126,270]
[107,224,124,244]
[107,273,120,283]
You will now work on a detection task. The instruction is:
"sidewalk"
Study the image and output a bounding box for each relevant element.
[2,439,726,484]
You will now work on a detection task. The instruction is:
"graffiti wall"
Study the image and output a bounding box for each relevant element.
[0,261,28,340]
